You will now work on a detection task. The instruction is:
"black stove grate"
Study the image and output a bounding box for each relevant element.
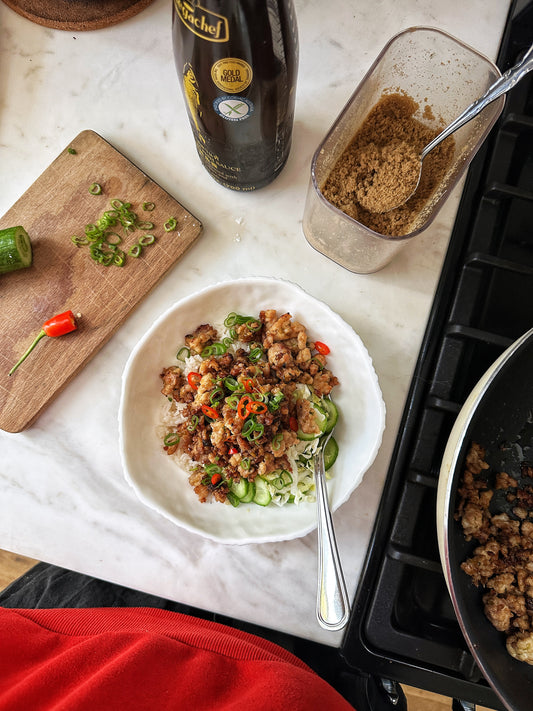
[341,1,533,707]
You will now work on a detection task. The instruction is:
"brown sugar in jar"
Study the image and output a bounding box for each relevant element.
[320,93,455,237]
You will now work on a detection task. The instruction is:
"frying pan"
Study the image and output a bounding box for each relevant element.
[437,327,533,711]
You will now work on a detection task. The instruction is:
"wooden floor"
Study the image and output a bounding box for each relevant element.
[0,548,495,710]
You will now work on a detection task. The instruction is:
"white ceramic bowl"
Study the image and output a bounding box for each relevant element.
[119,277,386,544]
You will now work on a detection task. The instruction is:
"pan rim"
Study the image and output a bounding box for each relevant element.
[437,326,533,710]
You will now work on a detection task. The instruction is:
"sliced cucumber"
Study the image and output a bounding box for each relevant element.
[252,476,272,506]
[230,477,250,500]
[321,399,338,434]
[0,226,32,274]
[323,436,339,470]
[226,491,240,507]
[239,481,255,503]
[297,401,327,440]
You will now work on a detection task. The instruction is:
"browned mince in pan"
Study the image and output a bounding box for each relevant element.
[455,442,533,664]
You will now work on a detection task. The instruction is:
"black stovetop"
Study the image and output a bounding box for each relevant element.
[341,1,533,708]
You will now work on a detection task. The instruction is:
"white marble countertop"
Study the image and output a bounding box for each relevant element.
[0,0,510,647]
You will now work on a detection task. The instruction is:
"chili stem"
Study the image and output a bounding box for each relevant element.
[8,329,46,375]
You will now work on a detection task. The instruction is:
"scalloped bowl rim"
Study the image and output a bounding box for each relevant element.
[118,277,386,544]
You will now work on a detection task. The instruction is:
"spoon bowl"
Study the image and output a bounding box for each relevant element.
[369,42,533,214]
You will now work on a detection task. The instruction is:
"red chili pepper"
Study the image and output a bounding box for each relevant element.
[314,341,330,356]
[237,395,252,419]
[228,446,238,455]
[187,372,201,390]
[9,309,78,376]
[246,400,267,415]
[211,472,222,486]
[242,378,255,393]
[201,404,219,419]
[289,416,299,432]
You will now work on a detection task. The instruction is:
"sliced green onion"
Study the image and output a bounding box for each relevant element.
[248,423,264,441]
[204,463,222,475]
[224,312,255,327]
[223,376,239,392]
[164,217,178,231]
[248,346,263,362]
[272,433,283,451]
[176,346,190,361]
[139,234,155,245]
[225,395,239,410]
[142,201,155,211]
[113,250,126,266]
[201,342,227,358]
[67,147,77,155]
[241,458,251,470]
[89,182,102,195]
[210,387,224,405]
[71,235,89,247]
[164,432,180,446]
[187,415,199,432]
[268,392,284,411]
[241,418,256,438]
[104,231,122,245]
[137,222,154,231]
[128,244,142,258]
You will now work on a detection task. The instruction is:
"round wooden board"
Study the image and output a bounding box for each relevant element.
[1,0,156,31]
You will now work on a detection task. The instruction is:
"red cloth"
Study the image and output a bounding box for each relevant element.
[0,607,355,710]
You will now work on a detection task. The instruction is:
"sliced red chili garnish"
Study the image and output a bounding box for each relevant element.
[237,395,252,419]
[201,404,219,419]
[187,372,201,390]
[246,400,267,415]
[289,416,298,432]
[314,341,330,355]
[228,446,238,455]
[242,377,255,393]
[211,472,222,486]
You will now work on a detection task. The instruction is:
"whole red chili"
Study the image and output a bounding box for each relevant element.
[9,310,78,376]
[314,341,330,356]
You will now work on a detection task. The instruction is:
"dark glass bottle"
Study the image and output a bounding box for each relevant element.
[172,0,298,191]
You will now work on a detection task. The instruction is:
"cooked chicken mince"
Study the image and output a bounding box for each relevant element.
[455,442,533,664]
[159,310,339,508]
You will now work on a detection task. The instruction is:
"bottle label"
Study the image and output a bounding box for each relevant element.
[211,58,252,93]
[174,0,229,42]
[213,96,254,122]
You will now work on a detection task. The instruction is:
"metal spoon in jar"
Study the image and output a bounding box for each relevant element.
[364,42,533,214]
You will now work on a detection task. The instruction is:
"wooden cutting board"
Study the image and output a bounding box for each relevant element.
[0,129,202,433]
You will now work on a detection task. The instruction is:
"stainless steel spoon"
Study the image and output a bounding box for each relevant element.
[315,427,350,631]
[376,42,533,213]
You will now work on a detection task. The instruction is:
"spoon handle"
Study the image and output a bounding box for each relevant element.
[421,43,533,160]
[315,451,350,631]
